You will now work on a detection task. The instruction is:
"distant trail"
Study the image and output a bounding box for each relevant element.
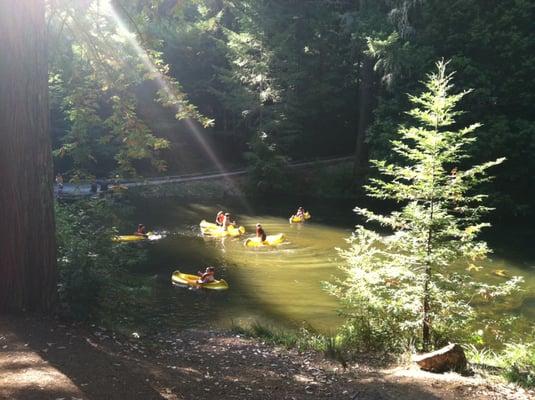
[56,155,353,196]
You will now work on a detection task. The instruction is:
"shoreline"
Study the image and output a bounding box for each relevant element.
[1,315,532,400]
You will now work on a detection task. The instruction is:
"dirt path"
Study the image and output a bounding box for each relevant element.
[0,316,532,400]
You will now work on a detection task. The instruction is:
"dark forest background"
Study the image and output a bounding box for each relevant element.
[48,0,535,215]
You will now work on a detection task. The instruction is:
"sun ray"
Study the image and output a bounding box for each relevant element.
[100,0,252,213]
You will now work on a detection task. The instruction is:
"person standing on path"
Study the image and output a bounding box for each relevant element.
[55,173,64,197]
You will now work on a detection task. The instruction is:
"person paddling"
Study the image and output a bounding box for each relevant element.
[55,173,64,196]
[256,223,267,242]
[197,267,216,284]
[215,211,225,226]
[222,212,235,231]
[135,224,147,237]
[295,206,306,218]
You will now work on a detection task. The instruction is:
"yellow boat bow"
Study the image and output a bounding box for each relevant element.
[244,233,286,247]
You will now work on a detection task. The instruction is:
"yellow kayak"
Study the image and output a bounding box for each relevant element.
[200,220,219,230]
[113,235,146,242]
[492,269,509,278]
[244,233,285,247]
[199,220,245,237]
[289,212,311,223]
[111,232,163,243]
[171,270,229,290]
[112,232,161,242]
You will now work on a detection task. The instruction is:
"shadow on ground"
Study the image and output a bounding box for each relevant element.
[0,316,164,399]
[1,316,515,400]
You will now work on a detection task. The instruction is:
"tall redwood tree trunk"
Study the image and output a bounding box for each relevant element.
[0,0,57,312]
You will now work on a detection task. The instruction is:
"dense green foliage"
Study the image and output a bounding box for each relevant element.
[41,1,534,388]
[367,0,535,214]
[325,62,522,352]
[56,199,146,318]
[47,0,212,178]
[466,340,535,387]
[46,0,535,212]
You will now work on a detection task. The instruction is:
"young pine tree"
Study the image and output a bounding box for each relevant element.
[326,61,522,351]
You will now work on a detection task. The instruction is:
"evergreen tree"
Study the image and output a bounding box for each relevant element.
[325,61,522,351]
[367,0,535,216]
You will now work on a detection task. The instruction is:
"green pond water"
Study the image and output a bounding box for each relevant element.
[116,196,535,339]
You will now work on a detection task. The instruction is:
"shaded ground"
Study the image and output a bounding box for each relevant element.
[0,316,532,400]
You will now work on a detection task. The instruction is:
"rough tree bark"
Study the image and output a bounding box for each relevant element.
[0,0,57,312]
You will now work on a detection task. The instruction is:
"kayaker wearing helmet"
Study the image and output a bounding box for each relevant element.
[256,223,267,242]
[215,211,225,226]
[197,266,216,284]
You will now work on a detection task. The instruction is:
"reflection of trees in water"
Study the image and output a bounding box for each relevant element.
[121,198,535,338]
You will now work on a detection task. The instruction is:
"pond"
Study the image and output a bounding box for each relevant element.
[113,195,535,341]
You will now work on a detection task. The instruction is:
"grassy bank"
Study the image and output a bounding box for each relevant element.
[230,320,535,388]
[229,320,398,369]
[466,343,535,388]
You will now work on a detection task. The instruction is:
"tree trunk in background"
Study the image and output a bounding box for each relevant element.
[353,54,375,183]
[0,0,57,312]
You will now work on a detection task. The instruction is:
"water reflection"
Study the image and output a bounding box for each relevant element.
[124,196,534,338]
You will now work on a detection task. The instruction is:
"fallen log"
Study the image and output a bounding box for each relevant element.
[414,343,467,373]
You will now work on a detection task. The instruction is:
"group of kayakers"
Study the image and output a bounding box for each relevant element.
[136,206,308,285]
[215,210,269,242]
[132,222,215,284]
[198,206,307,282]
[215,206,307,242]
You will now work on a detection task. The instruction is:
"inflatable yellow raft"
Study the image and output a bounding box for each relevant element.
[244,233,285,247]
[200,220,245,237]
[171,270,229,290]
[289,212,311,223]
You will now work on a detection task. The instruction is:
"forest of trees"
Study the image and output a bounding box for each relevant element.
[1,0,533,314]
[1,0,534,393]
[44,0,535,212]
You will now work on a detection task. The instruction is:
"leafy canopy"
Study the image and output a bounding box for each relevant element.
[47,0,213,177]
